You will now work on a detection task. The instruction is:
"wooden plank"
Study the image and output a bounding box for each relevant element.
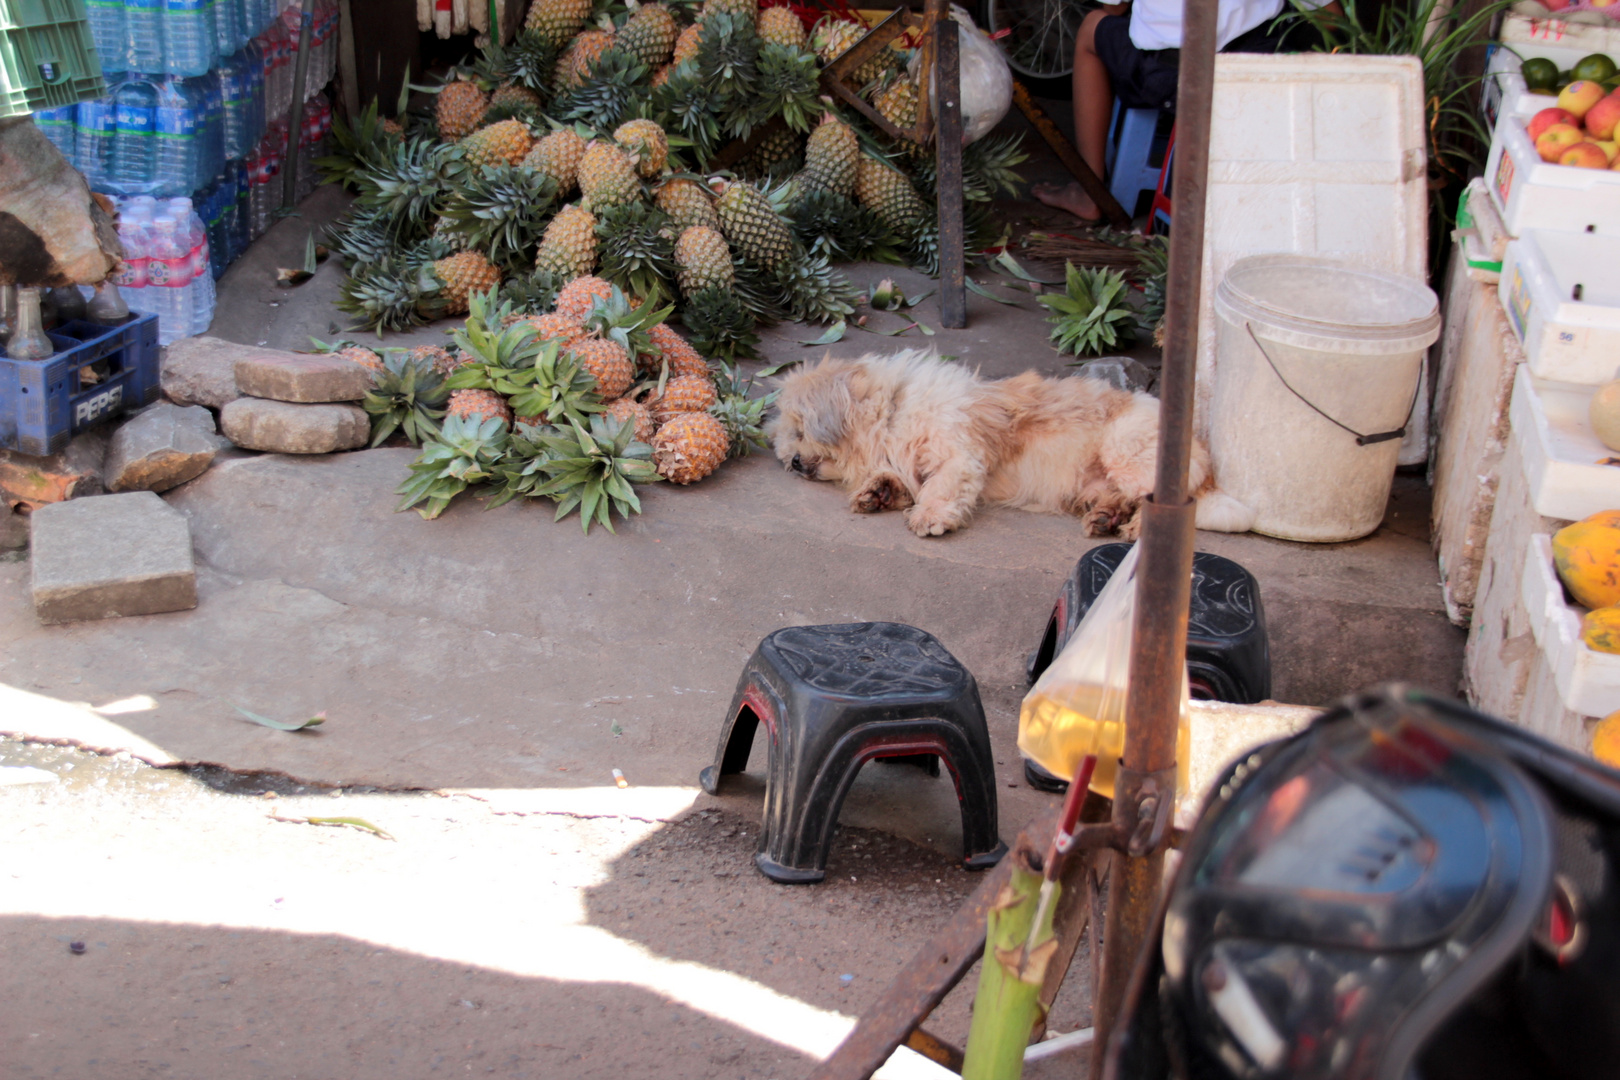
[1010,82,1130,230]
[904,1027,965,1073]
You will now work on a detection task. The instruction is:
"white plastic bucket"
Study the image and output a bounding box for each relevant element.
[1210,255,1442,543]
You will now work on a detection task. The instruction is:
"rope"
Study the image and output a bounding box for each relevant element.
[1244,322,1420,447]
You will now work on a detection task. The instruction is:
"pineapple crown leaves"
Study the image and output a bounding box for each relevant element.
[438,164,560,273]
[351,136,461,243]
[708,364,780,459]
[581,282,675,357]
[324,215,400,275]
[1039,262,1139,358]
[335,259,437,335]
[362,353,450,448]
[593,202,678,307]
[395,414,511,520]
[651,61,725,164]
[557,48,651,130]
[790,188,903,265]
[449,288,543,370]
[681,286,762,360]
[767,250,859,325]
[695,11,761,94]
[503,29,564,93]
[748,43,822,134]
[499,266,564,315]
[315,99,401,190]
[447,332,606,427]
[529,414,661,534]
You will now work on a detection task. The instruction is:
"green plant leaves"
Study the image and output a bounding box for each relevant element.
[1038,262,1138,357]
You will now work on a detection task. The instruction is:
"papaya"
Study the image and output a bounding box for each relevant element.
[1552,510,1620,609]
[1583,606,1620,653]
[1593,711,1620,769]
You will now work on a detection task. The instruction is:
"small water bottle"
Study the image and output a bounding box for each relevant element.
[147,215,193,344]
[8,288,56,360]
[114,203,152,315]
[124,0,163,74]
[87,280,133,324]
[167,196,215,333]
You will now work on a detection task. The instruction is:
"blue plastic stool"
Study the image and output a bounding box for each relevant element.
[1105,103,1168,219]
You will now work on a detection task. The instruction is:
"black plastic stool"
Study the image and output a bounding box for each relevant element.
[1024,544,1271,792]
[700,622,1008,884]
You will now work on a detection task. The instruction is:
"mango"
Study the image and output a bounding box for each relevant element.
[1552,511,1620,609]
[1593,711,1620,769]
[1583,606,1620,653]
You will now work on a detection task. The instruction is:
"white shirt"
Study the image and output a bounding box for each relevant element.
[1128,0,1318,51]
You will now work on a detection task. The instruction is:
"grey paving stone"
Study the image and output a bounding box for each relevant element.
[219,398,368,454]
[233,353,371,403]
[104,403,220,493]
[30,491,196,624]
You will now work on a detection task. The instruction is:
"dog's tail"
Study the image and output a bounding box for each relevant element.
[1193,488,1256,533]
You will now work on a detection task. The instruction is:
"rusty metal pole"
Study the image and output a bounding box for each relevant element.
[933,6,966,329]
[1088,0,1219,1072]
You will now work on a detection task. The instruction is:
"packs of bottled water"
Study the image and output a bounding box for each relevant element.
[166,197,216,335]
[34,106,78,160]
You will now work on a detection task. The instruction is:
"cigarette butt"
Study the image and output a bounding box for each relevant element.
[612,768,628,788]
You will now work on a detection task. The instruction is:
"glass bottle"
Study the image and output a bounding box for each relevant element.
[87,281,132,325]
[50,285,87,325]
[8,287,55,360]
[0,285,15,345]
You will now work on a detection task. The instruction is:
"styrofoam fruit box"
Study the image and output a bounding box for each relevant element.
[1502,8,1620,59]
[1499,230,1620,383]
[1486,92,1620,237]
[1510,364,1620,519]
[1481,37,1594,130]
[1522,532,1620,718]
[1466,176,1512,262]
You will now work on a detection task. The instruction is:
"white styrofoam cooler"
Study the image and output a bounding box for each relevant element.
[1195,55,1429,465]
[1499,229,1620,383]
[1486,92,1620,238]
[1480,40,1585,130]
[1510,364,1620,520]
[1523,532,1620,718]
[1484,11,1620,126]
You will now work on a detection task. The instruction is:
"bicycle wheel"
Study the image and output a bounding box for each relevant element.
[981,0,1099,99]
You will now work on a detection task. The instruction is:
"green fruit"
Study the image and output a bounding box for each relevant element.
[1573,53,1618,85]
[1522,57,1560,92]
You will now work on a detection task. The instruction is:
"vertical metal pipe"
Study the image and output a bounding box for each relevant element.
[1089,0,1219,1070]
[934,11,966,329]
[280,3,315,213]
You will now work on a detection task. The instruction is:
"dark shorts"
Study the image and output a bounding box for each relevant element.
[1092,11,1326,113]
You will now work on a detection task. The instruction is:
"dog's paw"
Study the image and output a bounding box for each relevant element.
[851,473,909,514]
[1116,512,1142,540]
[1081,509,1116,538]
[905,504,960,537]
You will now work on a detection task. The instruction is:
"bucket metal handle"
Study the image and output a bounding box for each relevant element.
[1243,322,1421,447]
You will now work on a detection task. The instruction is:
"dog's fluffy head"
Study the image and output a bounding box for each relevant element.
[767,356,879,484]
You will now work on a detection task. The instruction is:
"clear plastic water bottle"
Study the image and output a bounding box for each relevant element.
[110,77,159,194]
[243,36,266,144]
[76,84,120,189]
[146,214,193,344]
[215,0,240,60]
[112,205,151,317]
[166,197,215,333]
[34,105,79,163]
[203,179,229,278]
[124,0,163,74]
[163,0,215,76]
[86,0,125,74]
[152,76,200,195]
[192,70,225,186]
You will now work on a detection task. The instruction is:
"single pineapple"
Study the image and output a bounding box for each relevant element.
[577,141,639,212]
[434,251,503,315]
[518,311,586,345]
[525,0,590,47]
[650,63,673,88]
[648,323,708,379]
[651,372,718,421]
[490,83,544,111]
[336,344,386,373]
[652,410,729,484]
[554,275,615,321]
[854,155,927,235]
[672,23,702,65]
[605,397,657,442]
[436,80,490,141]
[613,119,669,178]
[523,128,588,194]
[703,0,757,19]
[563,29,615,88]
[813,17,885,85]
[800,112,858,197]
[756,6,806,48]
[568,338,635,399]
[674,226,735,297]
[410,344,463,377]
[873,77,921,146]
[655,179,720,232]
[447,388,514,425]
[617,4,678,68]
[382,117,404,137]
[716,182,795,269]
[459,119,535,167]
[746,125,802,174]
[534,204,600,279]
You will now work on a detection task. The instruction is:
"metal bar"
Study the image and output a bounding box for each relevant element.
[1010,81,1131,230]
[904,1028,965,1073]
[822,7,909,85]
[934,10,965,329]
[1089,0,1220,1068]
[807,812,1059,1080]
[279,2,315,214]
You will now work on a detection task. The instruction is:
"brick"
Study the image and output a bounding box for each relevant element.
[160,336,267,409]
[30,491,197,625]
[233,353,372,403]
[0,429,107,512]
[104,403,220,494]
[219,398,369,454]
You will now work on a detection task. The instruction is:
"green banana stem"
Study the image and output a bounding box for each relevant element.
[960,850,1060,1080]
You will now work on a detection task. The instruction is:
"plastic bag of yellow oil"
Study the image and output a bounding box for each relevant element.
[1018,543,1190,799]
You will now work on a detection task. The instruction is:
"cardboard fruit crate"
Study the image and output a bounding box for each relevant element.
[0,314,160,455]
[0,0,103,119]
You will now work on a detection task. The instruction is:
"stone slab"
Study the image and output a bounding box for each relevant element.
[0,429,107,512]
[159,336,288,409]
[104,403,220,493]
[29,491,196,625]
[1,507,26,549]
[233,352,372,403]
[219,398,368,454]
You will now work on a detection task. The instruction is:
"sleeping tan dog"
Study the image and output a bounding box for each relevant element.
[767,349,1254,539]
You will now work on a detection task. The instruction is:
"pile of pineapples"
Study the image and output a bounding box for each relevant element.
[319,0,1027,361]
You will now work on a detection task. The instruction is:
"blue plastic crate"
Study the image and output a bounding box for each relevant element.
[0,313,160,455]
